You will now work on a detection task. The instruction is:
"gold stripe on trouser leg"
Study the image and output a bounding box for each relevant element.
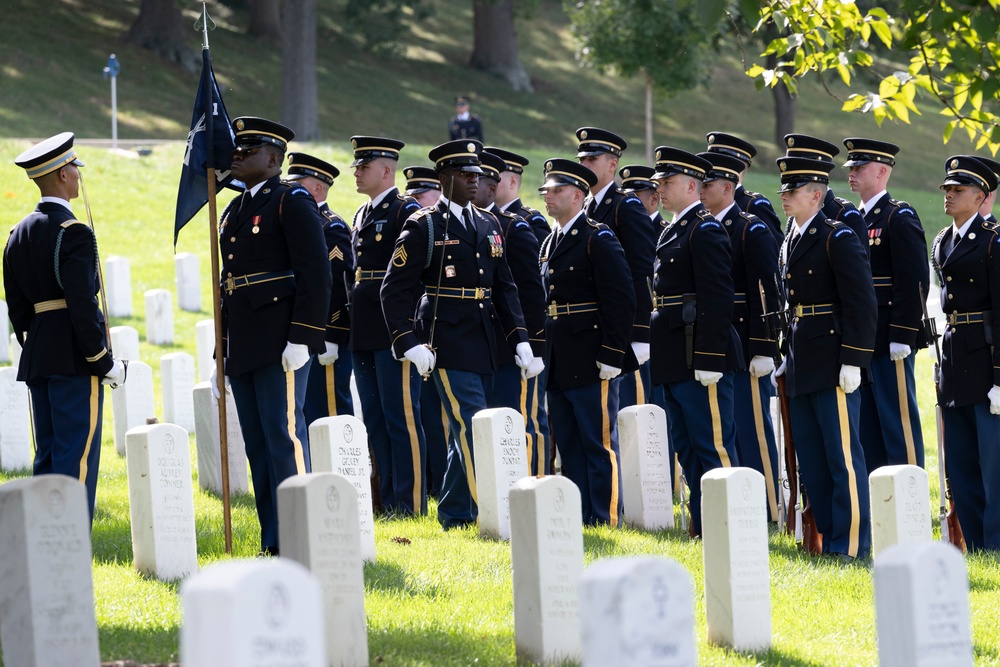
[286,371,306,474]
[401,360,423,510]
[894,358,917,465]
[750,377,779,520]
[520,377,534,475]
[601,379,620,526]
[438,369,478,503]
[635,369,645,404]
[836,387,861,557]
[78,376,100,484]
[325,364,337,416]
[708,383,732,467]
[529,377,545,476]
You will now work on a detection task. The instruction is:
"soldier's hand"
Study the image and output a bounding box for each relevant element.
[522,357,545,380]
[101,358,127,389]
[209,364,229,400]
[839,364,861,393]
[404,345,436,377]
[889,342,911,361]
[694,369,723,386]
[630,342,651,365]
[514,342,534,370]
[318,342,339,366]
[989,386,1000,415]
[749,355,775,378]
[596,362,621,381]
[770,357,787,388]
[281,342,311,372]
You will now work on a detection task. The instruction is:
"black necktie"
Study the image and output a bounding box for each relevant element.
[789,230,801,256]
[462,209,474,234]
[586,197,596,217]
[553,229,563,251]
[945,231,960,259]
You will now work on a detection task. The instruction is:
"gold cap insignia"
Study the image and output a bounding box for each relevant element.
[787,137,795,147]
[846,141,854,150]
[406,169,413,178]
[950,159,959,169]
[467,143,475,152]
[622,169,630,178]
[655,150,662,160]
[779,161,787,171]
[351,139,358,148]
[545,161,553,171]
[235,119,245,131]
[708,134,716,144]
[580,130,588,139]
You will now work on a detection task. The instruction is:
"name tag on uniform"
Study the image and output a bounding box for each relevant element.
[434,239,461,246]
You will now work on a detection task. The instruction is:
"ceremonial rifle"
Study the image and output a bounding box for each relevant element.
[423,173,456,380]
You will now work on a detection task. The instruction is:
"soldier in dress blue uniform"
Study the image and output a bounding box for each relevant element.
[348,136,426,516]
[486,146,552,245]
[404,165,443,208]
[619,165,664,229]
[538,158,635,526]
[476,152,550,475]
[380,140,537,529]
[650,147,740,537]
[975,156,1000,223]
[448,95,484,142]
[218,117,332,555]
[705,132,784,244]
[5,133,126,521]
[286,153,355,427]
[933,155,1000,551]
[772,156,877,560]
[699,151,782,522]
[575,128,650,408]
[843,138,928,471]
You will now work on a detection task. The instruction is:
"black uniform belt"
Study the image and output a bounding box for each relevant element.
[792,303,835,318]
[223,270,294,295]
[948,311,990,325]
[426,286,491,300]
[734,292,746,305]
[34,299,68,313]
[872,276,892,288]
[547,301,598,317]
[355,268,386,282]
[653,295,683,309]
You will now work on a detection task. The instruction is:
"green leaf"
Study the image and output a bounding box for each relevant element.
[837,64,851,86]
[943,119,957,143]
[871,20,893,48]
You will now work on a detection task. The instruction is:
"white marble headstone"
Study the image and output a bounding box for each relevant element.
[618,404,674,530]
[0,475,100,666]
[702,467,771,651]
[875,541,973,667]
[144,289,174,346]
[309,416,376,562]
[192,382,248,495]
[9,333,21,369]
[110,325,141,361]
[162,352,197,433]
[105,255,132,318]
[278,473,369,667]
[0,300,9,363]
[580,556,697,667]
[0,367,32,471]
[195,319,216,383]
[175,252,201,313]
[510,475,583,665]
[181,559,327,667]
[126,423,198,581]
[112,360,156,456]
[870,464,932,560]
[473,407,529,540]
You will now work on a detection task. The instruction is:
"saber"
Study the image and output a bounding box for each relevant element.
[423,173,456,380]
[77,171,114,352]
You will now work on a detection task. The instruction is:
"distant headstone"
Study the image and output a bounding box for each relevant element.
[181,559,327,667]
[145,289,174,346]
[175,252,201,313]
[162,352,196,433]
[510,475,583,665]
[9,333,21,369]
[0,300,9,363]
[473,407,529,540]
[0,367,32,471]
[870,464,932,560]
[278,473,369,667]
[580,556,697,667]
[875,541,973,667]
[702,467,771,651]
[195,320,215,383]
[111,360,156,456]
[192,382,248,495]
[0,475,100,666]
[618,404,674,530]
[126,423,198,581]
[105,255,132,318]
[309,416,376,562]
[110,325,141,362]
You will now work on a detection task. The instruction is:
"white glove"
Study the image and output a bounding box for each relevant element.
[514,342,534,370]
[523,356,545,380]
[404,345,436,377]
[749,355,775,378]
[770,357,787,388]
[631,341,651,365]
[209,363,230,400]
[839,364,861,394]
[281,341,311,372]
[318,341,339,366]
[989,386,1000,415]
[102,358,126,388]
[694,369,723,386]
[597,361,621,380]
[889,342,911,361]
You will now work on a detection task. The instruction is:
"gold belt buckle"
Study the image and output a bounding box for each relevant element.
[793,304,804,318]
[355,267,362,282]
[548,303,558,317]
[224,276,236,295]
[475,287,486,300]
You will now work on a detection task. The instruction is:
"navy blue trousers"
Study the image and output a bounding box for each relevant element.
[733,370,780,521]
[942,402,1000,551]
[860,353,924,470]
[230,360,311,551]
[28,374,103,521]
[303,353,354,427]
[419,375,449,498]
[489,362,551,476]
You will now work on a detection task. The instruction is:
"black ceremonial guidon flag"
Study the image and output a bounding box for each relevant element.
[174,49,238,245]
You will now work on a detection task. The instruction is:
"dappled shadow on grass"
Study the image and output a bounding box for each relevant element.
[365,560,450,600]
[366,624,575,667]
[738,646,837,667]
[99,624,179,665]
[92,503,135,565]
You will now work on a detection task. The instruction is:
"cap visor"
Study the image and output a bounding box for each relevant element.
[576,149,606,158]
[458,165,483,174]
[349,156,373,168]
[72,158,85,168]
[842,158,869,167]
[777,181,805,193]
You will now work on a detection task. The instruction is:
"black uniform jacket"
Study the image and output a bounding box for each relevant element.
[539,212,635,391]
[781,213,877,398]
[381,201,528,376]
[933,217,1000,408]
[4,202,113,381]
[650,204,740,386]
[863,193,929,351]
[506,197,552,248]
[823,189,868,250]
[319,202,353,346]
[736,184,783,245]
[219,176,331,376]
[349,188,420,352]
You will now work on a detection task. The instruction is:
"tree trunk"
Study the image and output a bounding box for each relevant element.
[248,0,283,40]
[125,0,199,72]
[644,71,654,165]
[281,0,318,140]
[767,52,796,148]
[470,0,533,92]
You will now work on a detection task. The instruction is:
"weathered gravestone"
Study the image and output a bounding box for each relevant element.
[510,474,583,665]
[0,475,100,666]
[192,381,248,495]
[181,559,327,667]
[110,325,140,361]
[144,288,174,345]
[875,541,973,667]
[278,473,369,667]
[310,416,376,562]
[126,423,198,581]
[580,556,697,667]
[105,255,131,317]
[161,351,196,433]
[0,300,9,363]
[870,464,932,560]
[618,404,674,530]
[195,319,215,382]
[0,366,32,470]
[175,252,201,313]
[112,360,156,456]
[702,467,771,651]
[473,407,529,540]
